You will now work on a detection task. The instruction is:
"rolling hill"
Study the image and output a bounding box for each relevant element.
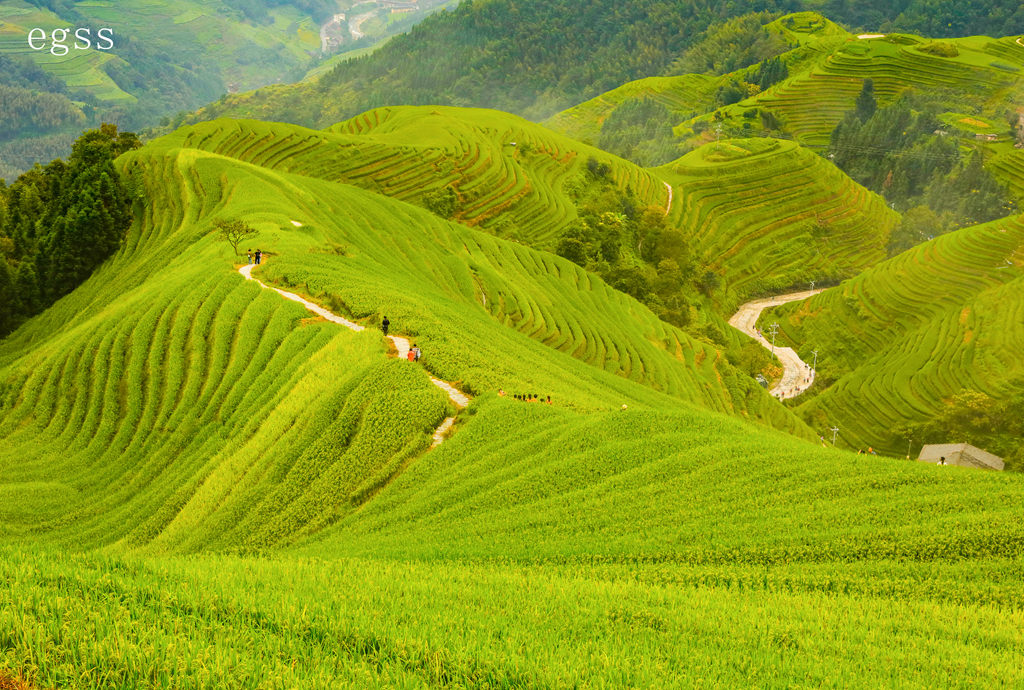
[762,212,1024,463]
[659,137,898,304]
[0,115,1023,686]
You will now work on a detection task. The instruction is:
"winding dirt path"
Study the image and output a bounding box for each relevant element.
[664,181,673,214]
[239,263,470,446]
[728,289,823,399]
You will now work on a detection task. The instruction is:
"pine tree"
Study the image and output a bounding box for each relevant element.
[855,78,876,122]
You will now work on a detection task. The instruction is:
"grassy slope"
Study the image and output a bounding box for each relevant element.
[659,137,898,303]
[0,118,804,551]
[763,213,1024,456]
[543,12,851,146]
[161,107,669,249]
[0,118,1022,685]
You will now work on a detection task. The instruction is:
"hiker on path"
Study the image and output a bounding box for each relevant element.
[381,316,390,336]
[407,349,415,362]
[412,344,421,361]
[255,249,262,265]
[247,249,252,265]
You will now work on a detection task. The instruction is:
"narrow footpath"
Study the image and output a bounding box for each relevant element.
[239,264,471,447]
[663,181,674,214]
[728,289,823,400]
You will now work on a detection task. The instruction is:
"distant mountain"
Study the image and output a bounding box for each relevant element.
[0,0,450,180]
[186,0,1024,132]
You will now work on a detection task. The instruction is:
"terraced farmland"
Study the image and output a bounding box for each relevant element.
[0,112,1023,685]
[0,119,811,553]
[763,213,1024,456]
[658,138,898,303]
[162,108,670,249]
[710,34,1024,148]
[545,12,851,147]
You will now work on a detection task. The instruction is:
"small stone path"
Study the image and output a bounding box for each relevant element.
[239,263,471,446]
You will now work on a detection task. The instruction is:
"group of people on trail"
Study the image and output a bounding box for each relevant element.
[247,249,263,265]
[498,390,552,404]
[380,317,422,362]
[857,447,878,456]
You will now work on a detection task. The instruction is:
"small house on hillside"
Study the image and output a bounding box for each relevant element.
[918,443,1004,470]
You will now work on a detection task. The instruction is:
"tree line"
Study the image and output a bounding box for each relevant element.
[829,81,1016,254]
[0,125,140,338]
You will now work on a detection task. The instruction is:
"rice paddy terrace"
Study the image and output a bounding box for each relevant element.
[763,213,1024,458]
[161,107,669,250]
[708,32,1024,149]
[544,12,851,146]
[0,116,1022,686]
[658,137,898,304]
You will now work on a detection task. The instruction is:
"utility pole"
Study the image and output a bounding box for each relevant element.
[811,349,819,373]
[715,124,723,147]
[907,437,913,459]
[809,280,816,291]
[768,322,780,356]
[830,425,839,446]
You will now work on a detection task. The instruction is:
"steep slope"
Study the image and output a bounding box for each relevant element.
[0,119,806,553]
[659,138,899,303]
[763,213,1024,458]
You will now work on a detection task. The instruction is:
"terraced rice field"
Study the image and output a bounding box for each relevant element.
[0,118,806,547]
[658,138,898,303]
[764,213,1024,454]
[0,4,134,102]
[163,107,669,248]
[750,35,1024,147]
[0,112,1023,686]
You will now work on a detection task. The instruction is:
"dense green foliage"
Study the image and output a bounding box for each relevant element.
[0,125,139,337]
[668,11,789,76]
[903,388,1024,466]
[830,96,1016,252]
[597,97,681,166]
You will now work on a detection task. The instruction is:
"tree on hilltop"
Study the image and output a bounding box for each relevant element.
[214,218,258,256]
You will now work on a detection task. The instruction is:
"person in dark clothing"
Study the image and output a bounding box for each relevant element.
[255,249,262,265]
[381,316,390,336]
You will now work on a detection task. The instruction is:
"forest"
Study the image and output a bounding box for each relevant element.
[829,83,1016,254]
[0,125,139,337]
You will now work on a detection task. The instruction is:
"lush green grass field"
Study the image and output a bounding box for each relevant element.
[763,213,1024,457]
[1,113,1022,686]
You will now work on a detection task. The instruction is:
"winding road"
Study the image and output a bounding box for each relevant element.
[664,181,674,214]
[239,264,470,446]
[728,289,823,399]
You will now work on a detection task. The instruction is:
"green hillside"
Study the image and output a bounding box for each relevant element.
[659,137,898,304]
[677,32,1024,150]
[1,117,1023,686]
[762,213,1024,463]
[544,12,851,149]
[159,107,669,249]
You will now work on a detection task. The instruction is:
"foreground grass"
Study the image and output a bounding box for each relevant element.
[2,546,1021,688]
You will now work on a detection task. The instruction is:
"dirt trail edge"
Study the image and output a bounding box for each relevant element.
[239,264,470,446]
[664,181,673,214]
[728,289,824,399]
